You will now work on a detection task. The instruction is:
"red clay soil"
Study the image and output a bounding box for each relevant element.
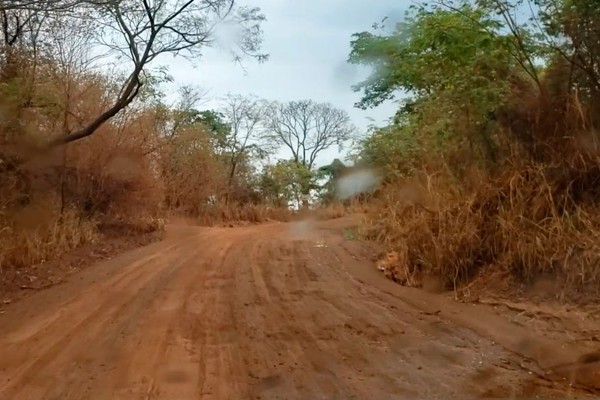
[0,216,598,399]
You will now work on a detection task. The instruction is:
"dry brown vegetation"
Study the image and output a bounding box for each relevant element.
[0,62,162,277]
[362,76,600,300]
[193,204,292,226]
[0,43,349,287]
[346,0,600,301]
[0,55,293,286]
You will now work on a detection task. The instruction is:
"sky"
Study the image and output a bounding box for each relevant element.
[161,0,407,168]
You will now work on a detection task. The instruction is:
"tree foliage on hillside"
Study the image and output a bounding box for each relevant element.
[350,3,520,166]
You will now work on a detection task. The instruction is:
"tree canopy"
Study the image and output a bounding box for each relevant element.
[266,99,355,169]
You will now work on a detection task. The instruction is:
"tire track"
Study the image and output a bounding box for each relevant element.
[0,237,206,400]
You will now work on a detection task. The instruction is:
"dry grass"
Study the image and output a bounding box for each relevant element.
[313,203,347,220]
[0,65,164,274]
[363,176,481,289]
[0,135,164,273]
[365,160,600,295]
[313,198,371,220]
[194,204,292,226]
[0,204,98,271]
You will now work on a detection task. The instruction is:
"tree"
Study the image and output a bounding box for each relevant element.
[349,4,520,164]
[160,123,225,214]
[266,99,355,170]
[482,0,600,97]
[0,0,107,12]
[167,95,272,204]
[354,123,420,179]
[218,94,270,203]
[349,4,515,109]
[316,158,346,204]
[47,0,267,146]
[153,85,208,141]
[150,89,227,214]
[259,159,315,208]
[194,109,230,145]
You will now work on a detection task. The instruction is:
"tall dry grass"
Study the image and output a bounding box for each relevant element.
[0,205,98,271]
[365,165,600,291]
[313,198,371,220]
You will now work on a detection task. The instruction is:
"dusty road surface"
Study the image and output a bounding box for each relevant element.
[0,216,598,399]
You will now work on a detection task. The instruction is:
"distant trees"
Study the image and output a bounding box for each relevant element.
[156,93,361,209]
[262,99,355,208]
[266,99,355,169]
[163,97,358,210]
[219,94,270,204]
[258,159,314,208]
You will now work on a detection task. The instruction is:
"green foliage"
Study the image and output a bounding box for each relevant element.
[259,160,315,207]
[349,4,514,110]
[193,110,232,149]
[349,2,526,169]
[355,123,421,179]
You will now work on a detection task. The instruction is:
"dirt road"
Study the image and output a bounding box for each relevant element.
[0,217,597,399]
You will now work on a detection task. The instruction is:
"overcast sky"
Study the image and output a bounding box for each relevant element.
[161,0,406,167]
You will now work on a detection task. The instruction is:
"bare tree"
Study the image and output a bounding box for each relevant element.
[266,99,355,169]
[47,0,266,146]
[219,93,269,203]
